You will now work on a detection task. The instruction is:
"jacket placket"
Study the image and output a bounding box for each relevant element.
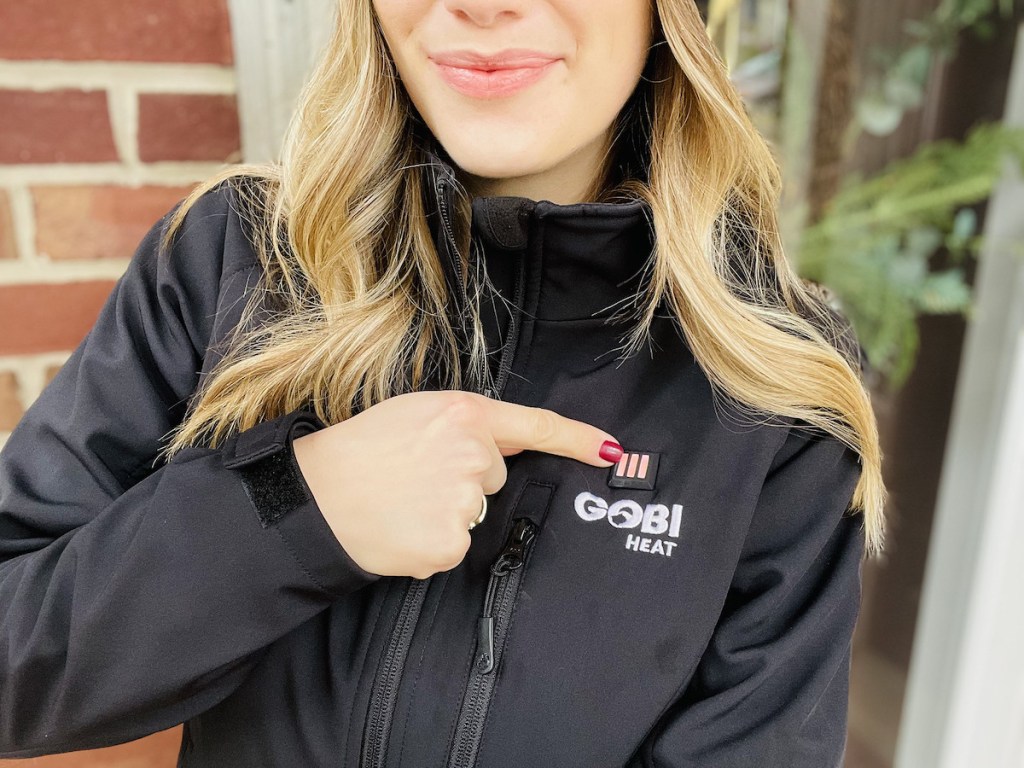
[359,163,532,768]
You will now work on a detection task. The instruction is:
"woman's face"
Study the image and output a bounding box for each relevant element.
[372,0,654,201]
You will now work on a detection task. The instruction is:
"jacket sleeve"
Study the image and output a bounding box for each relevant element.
[0,184,382,758]
[628,424,867,768]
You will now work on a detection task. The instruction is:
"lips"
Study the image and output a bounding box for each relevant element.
[429,49,562,99]
[430,48,560,69]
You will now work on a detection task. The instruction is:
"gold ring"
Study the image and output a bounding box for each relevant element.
[468,494,487,530]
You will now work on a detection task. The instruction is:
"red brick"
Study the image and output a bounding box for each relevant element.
[138,94,241,163]
[0,725,181,767]
[0,0,232,65]
[0,90,118,164]
[33,185,194,261]
[0,282,118,355]
[0,372,23,431]
[0,191,16,260]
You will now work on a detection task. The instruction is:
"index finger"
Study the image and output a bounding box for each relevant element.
[475,395,623,468]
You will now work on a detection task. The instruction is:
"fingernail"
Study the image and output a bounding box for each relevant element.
[599,440,624,463]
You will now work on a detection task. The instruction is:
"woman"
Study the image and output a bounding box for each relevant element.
[0,0,886,765]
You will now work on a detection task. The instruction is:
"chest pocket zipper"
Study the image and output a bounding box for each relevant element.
[446,480,555,768]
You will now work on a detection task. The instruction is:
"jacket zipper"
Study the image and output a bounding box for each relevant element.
[436,176,469,319]
[445,517,539,768]
[445,192,530,767]
[359,175,463,768]
[360,174,525,768]
[483,226,527,400]
[359,576,430,768]
[436,172,528,402]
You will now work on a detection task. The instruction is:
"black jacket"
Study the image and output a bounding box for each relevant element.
[0,148,867,767]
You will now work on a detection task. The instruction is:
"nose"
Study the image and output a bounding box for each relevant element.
[442,0,527,26]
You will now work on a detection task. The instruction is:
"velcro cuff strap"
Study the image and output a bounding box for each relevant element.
[221,409,326,469]
[219,409,328,529]
[240,450,308,527]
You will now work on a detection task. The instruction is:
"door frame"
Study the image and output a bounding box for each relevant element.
[896,22,1024,768]
[226,0,334,163]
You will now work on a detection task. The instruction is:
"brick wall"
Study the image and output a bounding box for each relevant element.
[0,0,240,454]
[0,1,240,764]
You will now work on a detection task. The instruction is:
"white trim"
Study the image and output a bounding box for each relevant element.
[7,185,35,262]
[0,260,130,285]
[0,164,229,186]
[107,82,139,166]
[895,22,1024,768]
[226,0,335,163]
[0,61,236,92]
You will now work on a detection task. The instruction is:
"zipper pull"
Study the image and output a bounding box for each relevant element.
[473,518,537,674]
[484,387,493,398]
[492,518,536,574]
[475,575,501,674]
[476,615,495,674]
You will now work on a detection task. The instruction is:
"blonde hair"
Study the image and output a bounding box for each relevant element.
[158,0,886,555]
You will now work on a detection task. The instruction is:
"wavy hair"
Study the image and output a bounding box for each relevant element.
[158,0,887,555]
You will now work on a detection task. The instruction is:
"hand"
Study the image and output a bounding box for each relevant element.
[292,390,622,579]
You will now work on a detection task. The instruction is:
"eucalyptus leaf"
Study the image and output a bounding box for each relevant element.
[903,20,933,39]
[857,94,906,136]
[884,74,926,109]
[918,270,973,312]
[905,226,944,257]
[896,44,934,84]
[951,208,978,241]
[889,253,930,288]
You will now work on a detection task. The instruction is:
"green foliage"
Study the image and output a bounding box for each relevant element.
[857,0,1017,136]
[800,0,1021,388]
[796,122,1024,387]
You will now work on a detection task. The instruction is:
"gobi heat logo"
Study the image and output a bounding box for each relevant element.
[574,491,682,558]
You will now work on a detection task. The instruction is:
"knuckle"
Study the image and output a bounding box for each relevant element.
[425,540,462,574]
[483,463,508,496]
[442,539,469,570]
[461,444,493,474]
[444,392,483,423]
[423,546,452,575]
[531,407,559,446]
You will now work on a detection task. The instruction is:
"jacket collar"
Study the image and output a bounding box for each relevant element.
[421,140,656,324]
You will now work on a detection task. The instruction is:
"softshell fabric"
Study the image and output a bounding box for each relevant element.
[0,147,867,767]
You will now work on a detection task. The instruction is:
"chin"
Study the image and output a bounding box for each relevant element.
[438,140,553,184]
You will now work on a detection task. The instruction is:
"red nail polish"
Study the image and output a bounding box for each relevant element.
[599,440,623,463]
